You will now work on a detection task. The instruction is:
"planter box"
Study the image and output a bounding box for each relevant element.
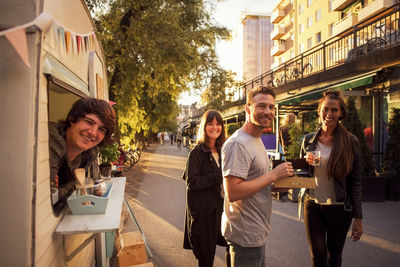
[362,176,387,202]
[386,176,400,201]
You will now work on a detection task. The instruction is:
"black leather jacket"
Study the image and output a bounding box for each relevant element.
[300,128,362,219]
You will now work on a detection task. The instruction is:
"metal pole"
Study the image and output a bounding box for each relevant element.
[123,196,153,258]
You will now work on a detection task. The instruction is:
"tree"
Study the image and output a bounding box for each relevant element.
[87,0,230,146]
[201,68,239,110]
[342,96,375,176]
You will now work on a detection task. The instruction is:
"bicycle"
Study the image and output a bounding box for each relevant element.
[118,143,142,170]
[364,24,389,55]
[290,62,313,80]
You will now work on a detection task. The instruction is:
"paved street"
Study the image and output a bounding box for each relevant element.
[119,143,400,267]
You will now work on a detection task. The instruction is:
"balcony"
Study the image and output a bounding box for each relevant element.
[333,0,356,11]
[332,13,358,36]
[271,25,286,40]
[358,0,395,22]
[271,42,286,56]
[272,8,285,23]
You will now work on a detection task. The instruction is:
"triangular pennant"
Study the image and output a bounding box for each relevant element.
[76,35,81,54]
[84,36,88,52]
[59,27,65,52]
[52,24,59,46]
[5,28,31,67]
[65,31,71,53]
[71,32,75,54]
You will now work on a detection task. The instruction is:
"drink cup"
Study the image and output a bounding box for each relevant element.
[307,151,321,166]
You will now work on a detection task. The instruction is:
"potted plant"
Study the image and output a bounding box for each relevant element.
[382,108,400,201]
[343,97,386,202]
[99,142,120,177]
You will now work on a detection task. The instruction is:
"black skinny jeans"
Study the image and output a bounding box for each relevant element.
[304,195,352,267]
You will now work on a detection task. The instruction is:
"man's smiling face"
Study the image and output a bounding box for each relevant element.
[66,113,106,154]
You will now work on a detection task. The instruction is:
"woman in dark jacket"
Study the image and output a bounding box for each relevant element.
[300,91,363,267]
[183,110,228,267]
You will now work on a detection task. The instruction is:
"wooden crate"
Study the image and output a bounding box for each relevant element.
[116,231,147,267]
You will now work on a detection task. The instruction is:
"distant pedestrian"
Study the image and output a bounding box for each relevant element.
[279,112,296,155]
[176,131,182,150]
[160,132,165,144]
[300,90,363,267]
[183,110,229,267]
[222,85,294,266]
[170,132,174,145]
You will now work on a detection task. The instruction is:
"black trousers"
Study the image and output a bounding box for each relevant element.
[304,195,352,267]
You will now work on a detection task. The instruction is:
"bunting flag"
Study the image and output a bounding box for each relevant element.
[5,28,31,67]
[0,12,97,67]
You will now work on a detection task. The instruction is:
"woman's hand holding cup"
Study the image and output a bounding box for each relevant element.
[306,151,321,166]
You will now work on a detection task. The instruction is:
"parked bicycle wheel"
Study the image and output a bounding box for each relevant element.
[124,151,135,168]
[132,148,141,164]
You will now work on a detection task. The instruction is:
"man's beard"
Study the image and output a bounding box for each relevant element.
[249,115,272,129]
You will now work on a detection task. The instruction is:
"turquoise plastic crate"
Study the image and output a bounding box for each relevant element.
[67,181,113,215]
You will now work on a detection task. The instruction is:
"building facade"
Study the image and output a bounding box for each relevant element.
[242,13,273,82]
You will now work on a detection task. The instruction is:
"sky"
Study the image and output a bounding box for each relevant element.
[178,0,279,105]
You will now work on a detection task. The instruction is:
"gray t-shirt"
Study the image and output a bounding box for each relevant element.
[221,129,272,247]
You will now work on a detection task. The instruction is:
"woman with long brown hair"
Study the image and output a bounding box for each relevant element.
[300,91,363,267]
[183,110,229,267]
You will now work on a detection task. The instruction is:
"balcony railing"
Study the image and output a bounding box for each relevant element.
[358,0,396,22]
[235,3,400,103]
[333,0,356,11]
[332,13,358,36]
[271,42,286,56]
[272,8,285,23]
[271,25,286,40]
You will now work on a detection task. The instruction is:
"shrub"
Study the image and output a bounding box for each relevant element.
[342,97,375,176]
[382,108,400,176]
[227,123,240,136]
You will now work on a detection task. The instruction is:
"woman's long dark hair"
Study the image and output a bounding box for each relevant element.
[318,91,356,179]
[196,110,226,150]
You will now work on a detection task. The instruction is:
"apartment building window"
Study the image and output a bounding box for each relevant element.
[315,9,322,22]
[328,0,333,12]
[307,38,312,49]
[316,32,322,43]
[329,23,334,37]
[290,33,294,41]
[307,17,313,28]
[299,43,305,53]
[291,50,295,59]
[299,24,304,34]
[307,0,312,8]
[299,4,304,15]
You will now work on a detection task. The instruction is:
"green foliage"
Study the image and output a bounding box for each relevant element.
[99,142,120,165]
[201,69,239,110]
[342,97,375,176]
[382,108,400,177]
[227,123,240,136]
[91,0,230,143]
[286,123,303,159]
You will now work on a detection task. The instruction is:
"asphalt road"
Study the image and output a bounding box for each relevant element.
[119,143,400,267]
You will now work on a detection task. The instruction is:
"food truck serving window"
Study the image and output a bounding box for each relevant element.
[48,78,85,216]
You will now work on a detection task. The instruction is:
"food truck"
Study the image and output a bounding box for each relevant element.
[0,0,121,266]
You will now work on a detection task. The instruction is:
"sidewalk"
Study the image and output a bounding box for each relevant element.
[117,143,400,267]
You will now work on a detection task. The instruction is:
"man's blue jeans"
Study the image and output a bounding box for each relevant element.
[228,241,266,267]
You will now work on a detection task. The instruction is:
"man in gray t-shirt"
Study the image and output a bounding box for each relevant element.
[221,85,294,267]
